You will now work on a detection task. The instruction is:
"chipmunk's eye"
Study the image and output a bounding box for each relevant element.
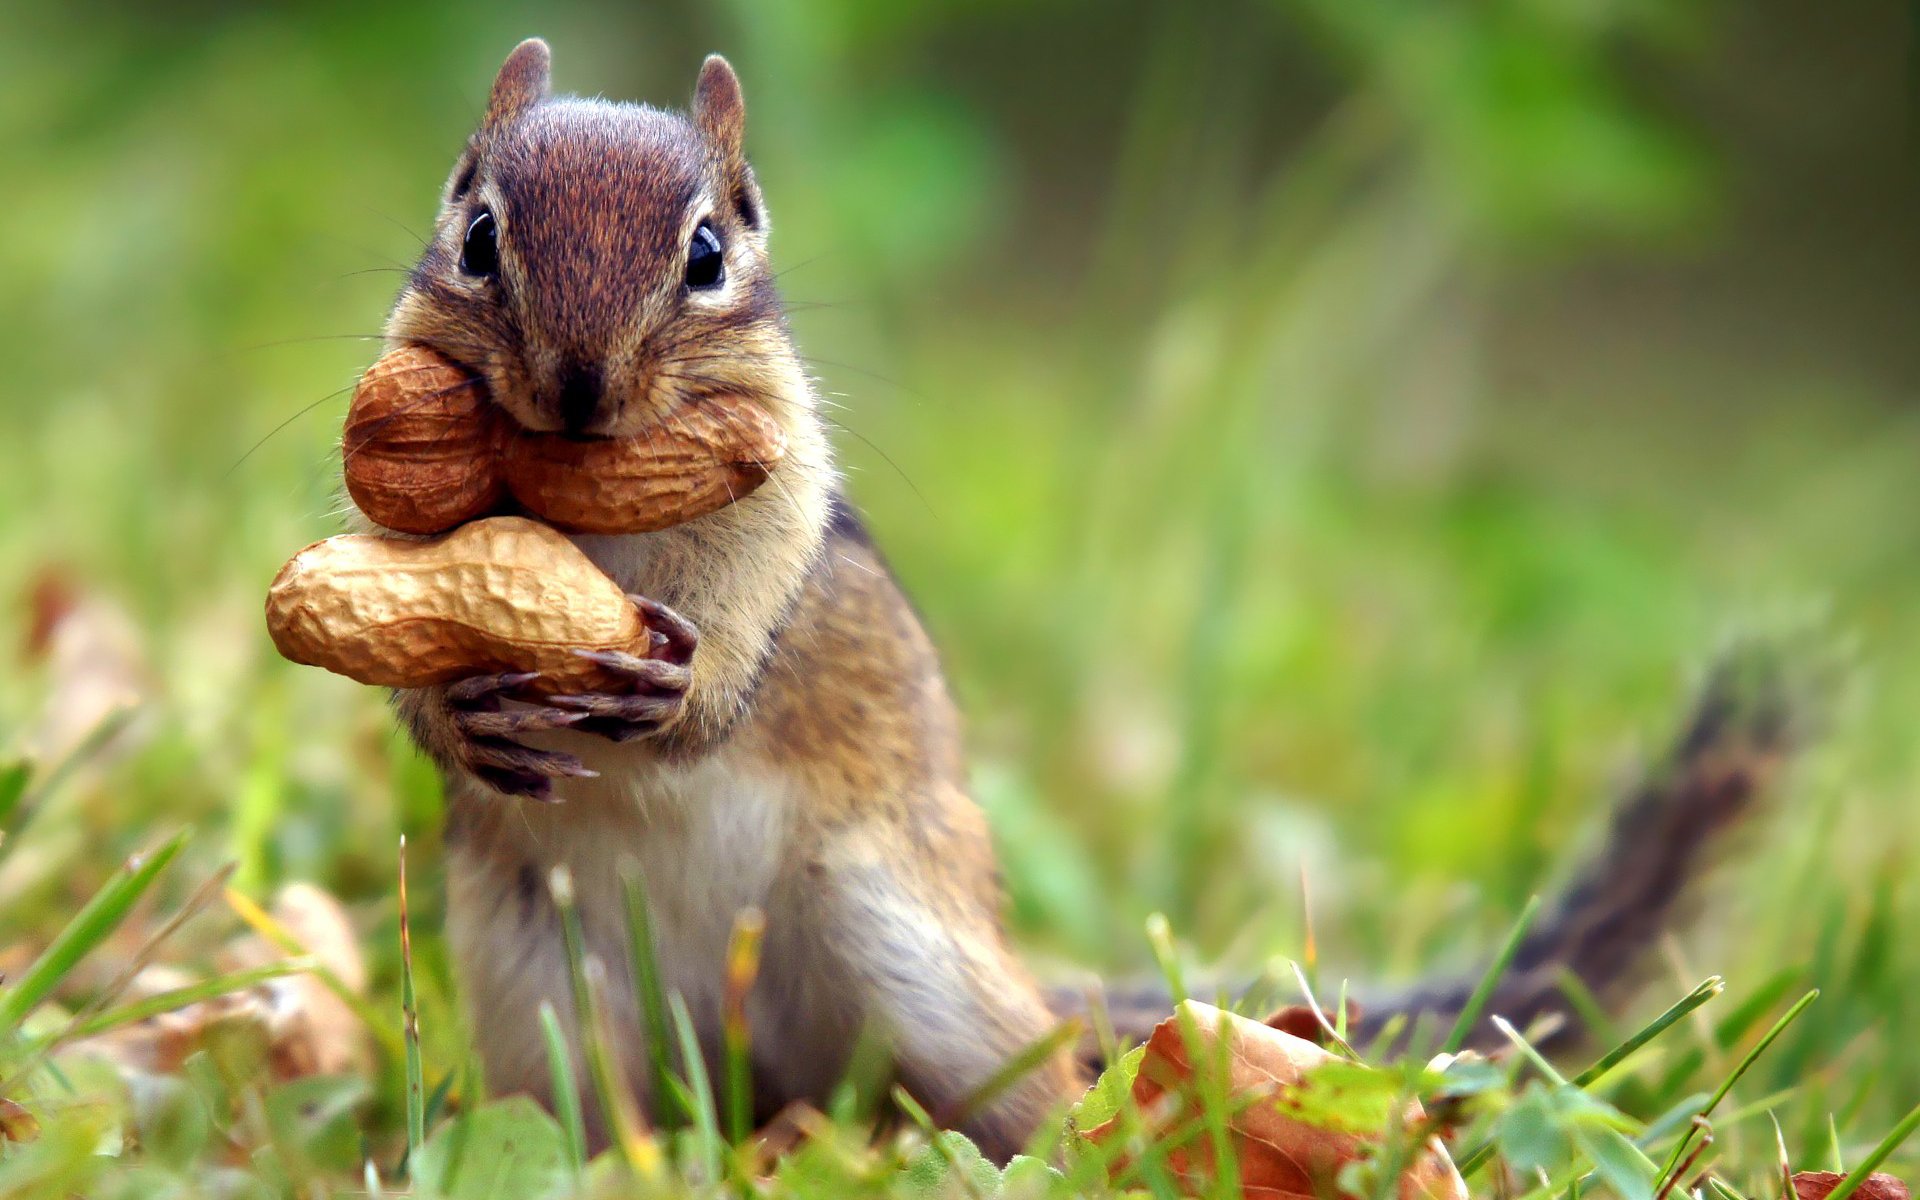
[460,211,499,278]
[685,221,724,290]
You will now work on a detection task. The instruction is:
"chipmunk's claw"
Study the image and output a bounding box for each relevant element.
[548,688,685,741]
[449,671,542,702]
[553,601,694,741]
[628,594,697,665]
[446,670,597,800]
[570,648,691,691]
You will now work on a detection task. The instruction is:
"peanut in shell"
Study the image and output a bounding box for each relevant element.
[265,516,655,695]
[341,345,786,536]
[341,346,506,535]
[503,400,785,534]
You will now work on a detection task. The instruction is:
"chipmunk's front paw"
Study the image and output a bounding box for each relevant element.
[446,671,597,801]
[547,595,696,743]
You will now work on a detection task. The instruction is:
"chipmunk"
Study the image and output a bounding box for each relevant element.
[361,39,1816,1162]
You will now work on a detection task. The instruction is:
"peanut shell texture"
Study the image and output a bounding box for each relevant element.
[265,516,656,695]
[504,400,786,534]
[341,346,506,535]
[342,346,786,535]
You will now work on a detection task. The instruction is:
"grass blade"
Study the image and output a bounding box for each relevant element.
[1494,1015,1665,1197]
[423,1070,457,1134]
[398,836,425,1161]
[77,861,238,1022]
[1143,913,1187,1004]
[539,1000,587,1176]
[1656,989,1819,1191]
[588,958,658,1173]
[1573,977,1725,1088]
[1774,1111,1797,1200]
[1654,1121,1713,1200]
[1704,1178,1749,1200]
[1715,970,1805,1048]
[61,959,312,1041]
[1556,967,1621,1052]
[1442,894,1542,1055]
[1287,958,1360,1059]
[722,906,765,1146]
[938,1016,1084,1130]
[893,1087,991,1200]
[1456,1138,1498,1179]
[669,992,723,1183]
[1639,1093,1712,1146]
[0,859,239,1091]
[0,761,30,830]
[1492,1014,1568,1085]
[0,827,187,1032]
[620,864,687,1129]
[552,866,656,1178]
[0,707,139,870]
[1819,1098,1920,1200]
[1168,999,1243,1200]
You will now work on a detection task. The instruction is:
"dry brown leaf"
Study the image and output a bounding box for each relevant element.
[1264,1002,1362,1047]
[70,988,269,1075]
[1089,1000,1465,1200]
[752,1102,829,1177]
[66,882,369,1083]
[19,566,151,767]
[222,882,369,1079]
[1794,1170,1912,1200]
[0,1097,39,1144]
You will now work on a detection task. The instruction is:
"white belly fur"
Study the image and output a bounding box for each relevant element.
[446,743,860,1116]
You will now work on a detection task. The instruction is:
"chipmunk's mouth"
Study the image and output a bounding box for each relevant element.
[345,345,786,536]
[461,343,775,450]
[504,375,665,442]
[554,362,604,436]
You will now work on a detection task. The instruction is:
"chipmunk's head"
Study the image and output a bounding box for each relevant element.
[390,40,801,440]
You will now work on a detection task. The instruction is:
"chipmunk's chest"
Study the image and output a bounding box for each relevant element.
[445,751,857,1111]
[453,751,788,987]
[568,756,791,975]
[567,531,665,596]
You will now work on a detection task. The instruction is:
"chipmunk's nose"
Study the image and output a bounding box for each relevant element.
[554,361,604,435]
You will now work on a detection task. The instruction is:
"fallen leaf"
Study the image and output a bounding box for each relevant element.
[71,988,267,1075]
[66,882,369,1083]
[221,882,369,1078]
[0,1097,39,1143]
[1265,1002,1362,1046]
[1088,1000,1465,1200]
[752,1101,828,1174]
[20,566,151,767]
[1794,1170,1911,1200]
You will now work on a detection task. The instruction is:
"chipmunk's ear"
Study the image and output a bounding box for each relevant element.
[695,55,764,230]
[693,55,747,165]
[486,38,551,131]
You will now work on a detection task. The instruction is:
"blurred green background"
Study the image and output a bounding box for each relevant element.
[2,0,1917,1166]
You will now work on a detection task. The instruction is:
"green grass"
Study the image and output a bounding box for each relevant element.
[4,2,1919,1196]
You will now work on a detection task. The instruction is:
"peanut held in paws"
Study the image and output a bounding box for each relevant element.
[341,345,786,535]
[265,516,662,695]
